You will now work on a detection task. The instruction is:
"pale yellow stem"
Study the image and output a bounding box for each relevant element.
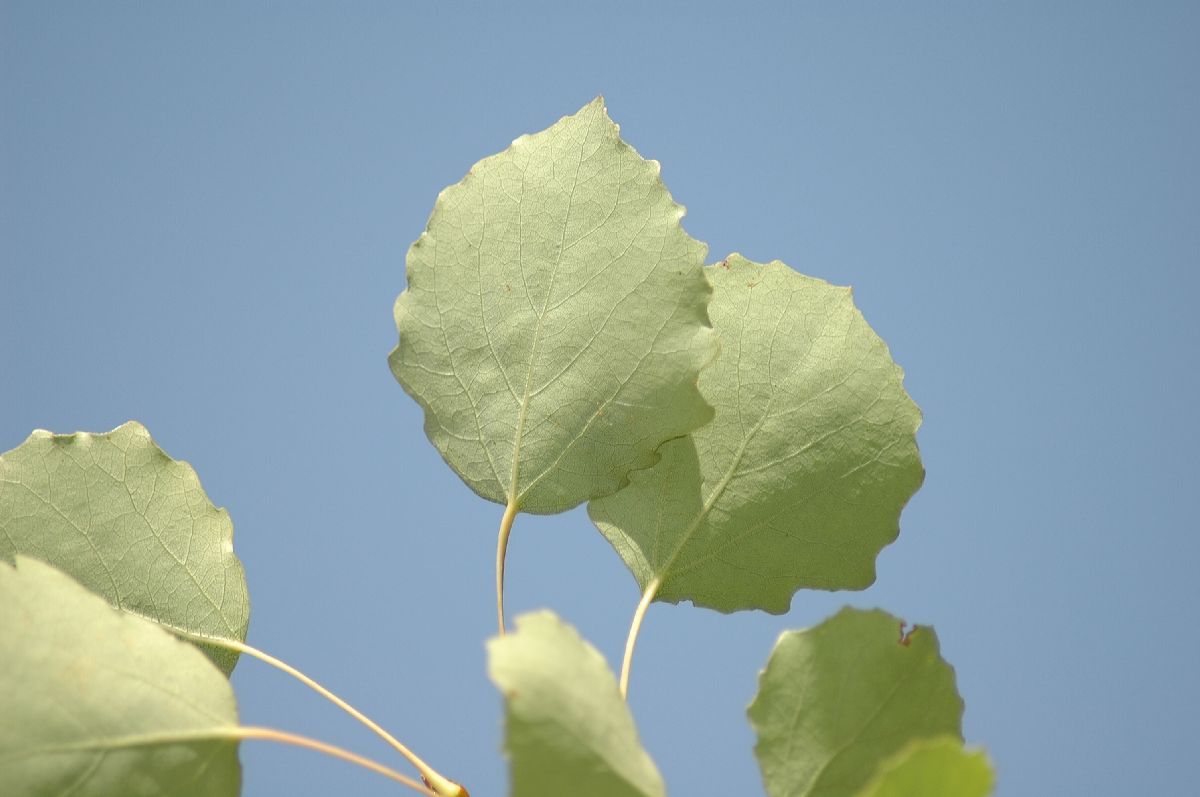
[235,726,440,796]
[619,578,661,700]
[174,629,467,797]
[496,499,519,635]
[28,726,440,796]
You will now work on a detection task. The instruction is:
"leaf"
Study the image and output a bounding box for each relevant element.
[747,608,964,797]
[0,556,241,797]
[0,422,250,674]
[590,254,923,612]
[487,611,666,797]
[853,737,995,797]
[390,97,716,514]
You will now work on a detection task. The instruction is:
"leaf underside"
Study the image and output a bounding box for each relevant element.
[853,737,995,797]
[391,97,716,514]
[488,611,666,797]
[748,608,964,797]
[0,422,250,673]
[0,557,241,797]
[591,254,924,613]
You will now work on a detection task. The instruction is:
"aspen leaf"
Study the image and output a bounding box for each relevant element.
[0,557,241,797]
[0,422,250,673]
[748,608,963,797]
[488,611,666,797]
[390,98,716,514]
[591,255,923,612]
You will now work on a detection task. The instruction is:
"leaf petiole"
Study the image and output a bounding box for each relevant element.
[236,726,441,795]
[171,628,468,797]
[2,726,440,796]
[619,578,661,699]
[496,499,519,635]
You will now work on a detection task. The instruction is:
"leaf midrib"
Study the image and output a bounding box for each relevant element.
[797,653,925,797]
[648,274,830,590]
[507,106,596,505]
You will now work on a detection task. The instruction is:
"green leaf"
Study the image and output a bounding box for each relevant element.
[487,611,666,797]
[590,255,923,612]
[0,422,249,673]
[390,97,716,514]
[0,556,241,797]
[853,737,995,797]
[748,608,964,797]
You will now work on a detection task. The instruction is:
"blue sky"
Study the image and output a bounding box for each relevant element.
[3,3,1197,795]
